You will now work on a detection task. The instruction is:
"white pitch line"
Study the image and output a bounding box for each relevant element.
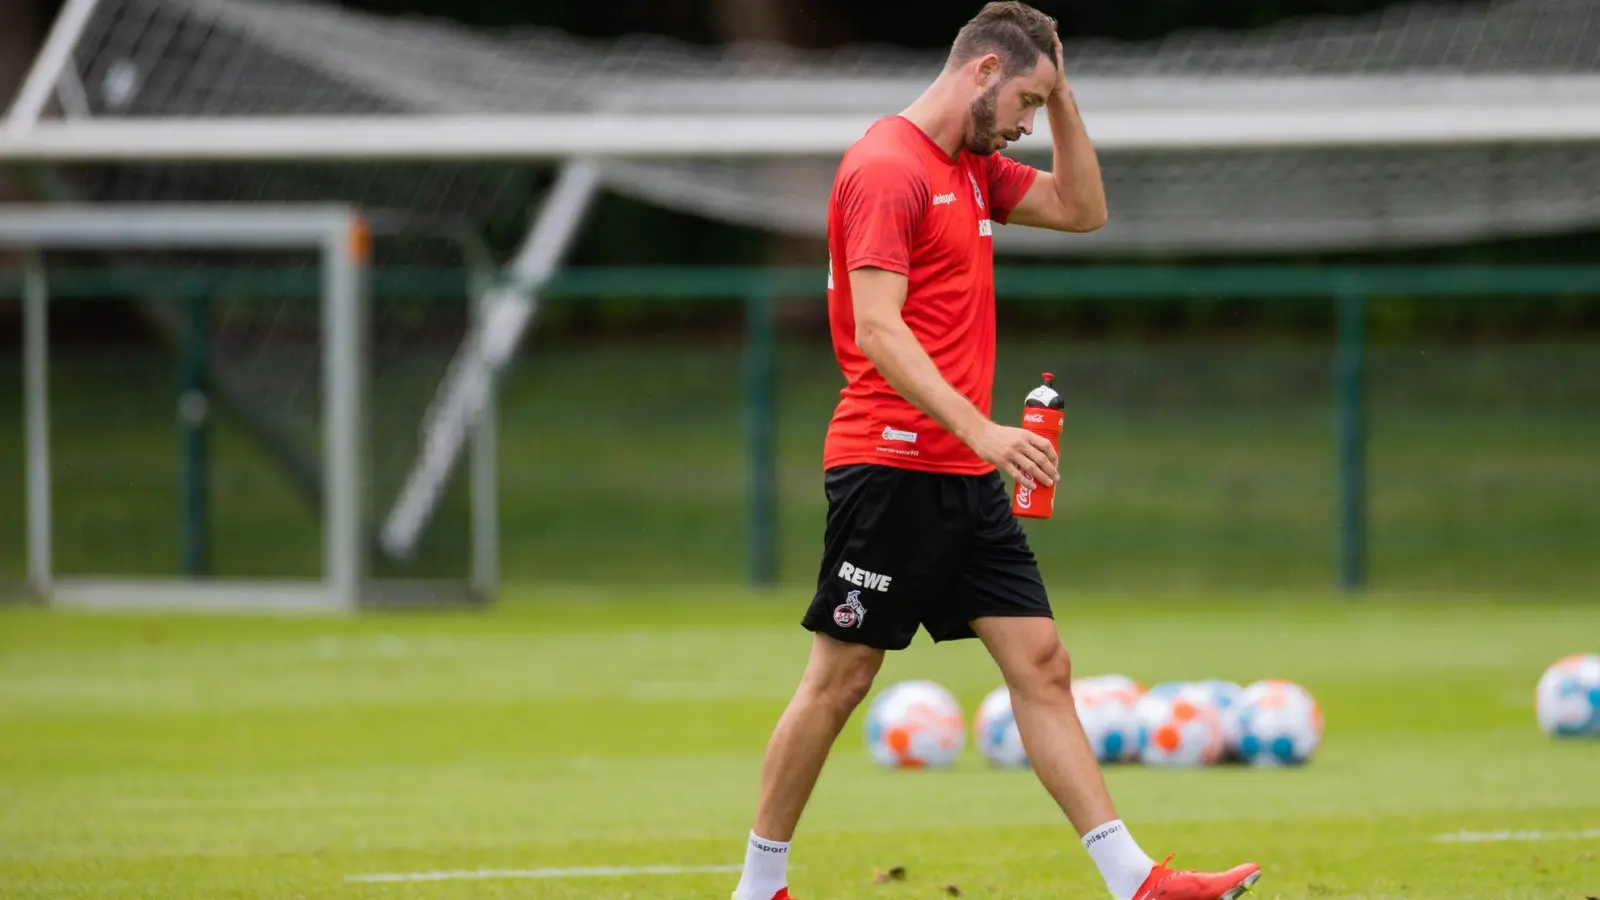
[346,864,743,884]
[1433,828,1600,843]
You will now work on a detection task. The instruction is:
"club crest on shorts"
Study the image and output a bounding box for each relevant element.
[834,590,867,629]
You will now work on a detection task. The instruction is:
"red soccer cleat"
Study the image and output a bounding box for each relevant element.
[1132,854,1261,900]
[733,890,797,900]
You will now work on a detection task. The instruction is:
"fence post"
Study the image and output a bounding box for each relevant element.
[23,254,53,598]
[178,293,210,577]
[743,284,778,587]
[1335,286,1368,593]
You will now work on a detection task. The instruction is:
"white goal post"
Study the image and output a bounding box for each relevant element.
[1,203,372,613]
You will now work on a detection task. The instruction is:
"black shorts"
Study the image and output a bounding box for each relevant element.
[801,463,1053,651]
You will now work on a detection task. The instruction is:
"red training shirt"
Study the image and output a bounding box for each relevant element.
[823,115,1040,475]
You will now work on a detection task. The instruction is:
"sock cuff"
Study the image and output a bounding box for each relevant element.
[1081,819,1128,849]
[749,833,791,854]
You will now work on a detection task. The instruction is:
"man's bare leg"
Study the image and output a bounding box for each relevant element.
[972,616,1150,896]
[734,633,884,900]
[971,616,1261,900]
[971,615,1118,832]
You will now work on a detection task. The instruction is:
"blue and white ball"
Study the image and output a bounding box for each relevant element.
[1231,679,1323,766]
[1535,653,1600,738]
[1191,679,1245,713]
[1176,680,1245,757]
[1072,678,1143,763]
[864,680,966,769]
[974,686,1029,768]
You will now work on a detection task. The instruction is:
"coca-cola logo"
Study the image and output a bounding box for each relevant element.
[1016,486,1032,509]
[1024,413,1044,423]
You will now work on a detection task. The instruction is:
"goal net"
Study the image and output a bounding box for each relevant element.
[3,0,1598,589]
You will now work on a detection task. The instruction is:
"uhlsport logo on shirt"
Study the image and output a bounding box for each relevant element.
[932,192,956,206]
[833,589,867,629]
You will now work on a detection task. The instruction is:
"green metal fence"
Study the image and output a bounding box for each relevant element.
[558,264,1600,592]
[4,264,1598,593]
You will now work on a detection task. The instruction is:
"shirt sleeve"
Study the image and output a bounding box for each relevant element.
[985,152,1041,225]
[839,153,928,276]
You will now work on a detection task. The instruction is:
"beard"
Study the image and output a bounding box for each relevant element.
[966,83,1008,156]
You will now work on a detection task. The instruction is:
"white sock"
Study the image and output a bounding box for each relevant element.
[734,832,790,900]
[1082,819,1156,900]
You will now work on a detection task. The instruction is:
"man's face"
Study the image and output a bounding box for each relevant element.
[966,53,1055,156]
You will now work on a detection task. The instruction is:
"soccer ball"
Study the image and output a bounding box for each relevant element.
[1192,679,1245,713]
[1535,653,1600,738]
[1074,673,1146,707]
[1178,679,1245,758]
[974,685,1029,768]
[1232,679,1324,766]
[864,680,966,769]
[1072,678,1143,763]
[1136,683,1227,767]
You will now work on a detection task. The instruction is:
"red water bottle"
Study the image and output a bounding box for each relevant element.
[1011,372,1065,520]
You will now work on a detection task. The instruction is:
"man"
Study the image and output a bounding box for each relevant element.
[731,3,1263,900]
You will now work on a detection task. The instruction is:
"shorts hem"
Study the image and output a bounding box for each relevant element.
[926,608,1054,644]
[800,612,911,652]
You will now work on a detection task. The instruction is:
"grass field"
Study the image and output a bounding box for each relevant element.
[2,590,1597,899]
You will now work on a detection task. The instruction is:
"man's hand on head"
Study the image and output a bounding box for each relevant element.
[1050,32,1069,95]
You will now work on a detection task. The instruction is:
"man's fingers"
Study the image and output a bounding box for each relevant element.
[1025,431,1059,464]
[1014,451,1054,489]
[1015,446,1053,486]
[1006,460,1036,491]
[1016,439,1059,483]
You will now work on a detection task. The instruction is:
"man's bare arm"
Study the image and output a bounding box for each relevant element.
[1006,39,1107,233]
[852,267,1058,487]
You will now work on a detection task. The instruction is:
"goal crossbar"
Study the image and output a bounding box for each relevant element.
[1,203,370,614]
[3,103,1600,163]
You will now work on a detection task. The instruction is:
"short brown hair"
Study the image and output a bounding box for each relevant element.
[947,2,1058,78]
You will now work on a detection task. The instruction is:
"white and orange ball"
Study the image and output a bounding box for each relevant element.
[1232,679,1324,766]
[1189,679,1245,713]
[974,685,1029,768]
[864,680,966,769]
[1073,673,1146,708]
[1176,680,1245,757]
[1136,683,1227,767]
[1536,653,1600,738]
[1072,678,1143,763]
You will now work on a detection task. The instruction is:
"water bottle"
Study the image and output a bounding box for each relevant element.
[1011,372,1065,520]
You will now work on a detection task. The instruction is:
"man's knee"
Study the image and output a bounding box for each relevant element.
[1015,639,1074,700]
[829,662,878,715]
[801,636,883,716]
[979,620,1073,703]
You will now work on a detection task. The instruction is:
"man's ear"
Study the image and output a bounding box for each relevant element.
[974,52,1001,87]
